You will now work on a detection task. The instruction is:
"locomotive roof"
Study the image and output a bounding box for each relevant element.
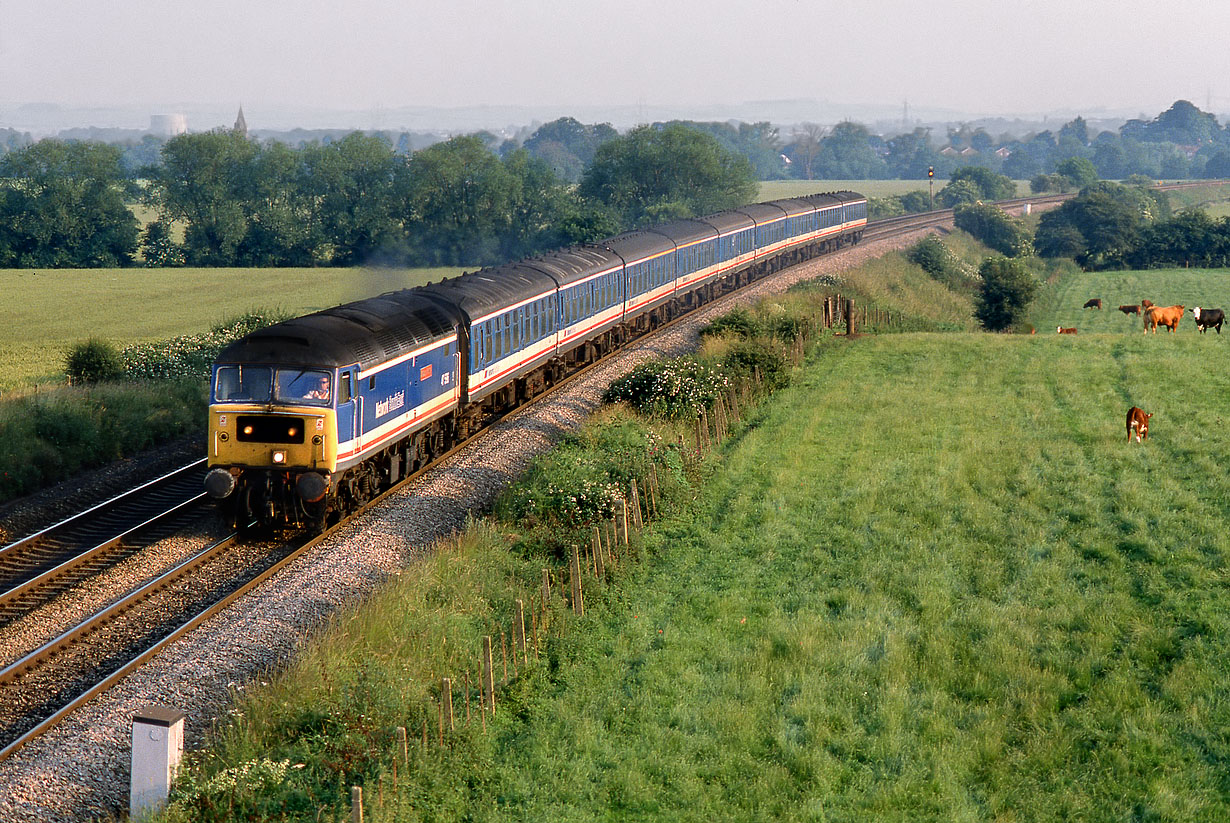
[215,290,458,370]
[418,264,558,323]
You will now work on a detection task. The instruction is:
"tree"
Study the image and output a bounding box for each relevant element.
[947,166,1016,200]
[522,117,616,183]
[0,139,139,267]
[936,179,983,208]
[301,132,405,265]
[812,121,889,179]
[787,123,826,180]
[1056,156,1098,189]
[954,203,1033,257]
[147,130,261,266]
[578,124,757,228]
[974,257,1037,331]
[1033,182,1157,268]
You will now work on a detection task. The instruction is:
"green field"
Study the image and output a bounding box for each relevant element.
[0,266,463,391]
[162,323,1230,821]
[1030,268,1230,334]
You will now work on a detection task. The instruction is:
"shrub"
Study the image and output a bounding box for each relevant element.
[720,341,790,390]
[906,235,979,292]
[65,338,124,384]
[700,307,762,339]
[954,203,1034,258]
[121,309,291,380]
[603,358,730,418]
[974,256,1038,331]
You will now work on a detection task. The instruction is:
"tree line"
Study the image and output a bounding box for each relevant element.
[0,124,756,268]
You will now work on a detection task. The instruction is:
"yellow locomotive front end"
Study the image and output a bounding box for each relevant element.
[205,364,340,529]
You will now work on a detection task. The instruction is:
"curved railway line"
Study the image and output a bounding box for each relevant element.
[0,188,1165,767]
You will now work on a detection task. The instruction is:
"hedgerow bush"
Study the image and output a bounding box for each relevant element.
[65,338,124,384]
[120,310,291,380]
[602,358,730,418]
[720,341,790,391]
[907,235,980,293]
[496,413,688,554]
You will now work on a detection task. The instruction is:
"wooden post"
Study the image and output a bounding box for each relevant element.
[442,677,454,733]
[592,528,605,576]
[630,479,644,530]
[648,464,659,518]
[351,786,363,823]
[501,631,508,685]
[514,599,527,665]
[397,726,408,764]
[570,544,585,616]
[846,298,857,335]
[621,499,630,546]
[482,636,496,714]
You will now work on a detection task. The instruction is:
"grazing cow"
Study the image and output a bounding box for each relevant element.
[1083,298,1102,309]
[1141,299,1155,310]
[1118,304,1139,316]
[1057,326,1078,335]
[1143,305,1185,334]
[1191,306,1225,334]
[1126,406,1152,443]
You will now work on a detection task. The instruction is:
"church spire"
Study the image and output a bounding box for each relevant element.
[233,106,248,137]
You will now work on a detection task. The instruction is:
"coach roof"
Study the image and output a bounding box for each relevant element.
[418,263,558,323]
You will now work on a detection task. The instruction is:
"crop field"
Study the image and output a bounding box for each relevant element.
[0,265,463,391]
[1030,267,1230,335]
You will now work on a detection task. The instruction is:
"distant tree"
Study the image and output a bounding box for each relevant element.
[787,123,826,180]
[301,132,404,265]
[936,178,983,208]
[1203,149,1230,179]
[954,203,1033,257]
[948,166,1016,200]
[974,256,1037,331]
[1056,156,1098,189]
[523,117,616,183]
[0,139,139,267]
[1058,117,1090,146]
[147,130,261,266]
[1033,181,1157,268]
[139,219,185,267]
[885,127,942,179]
[578,124,757,227]
[812,121,889,179]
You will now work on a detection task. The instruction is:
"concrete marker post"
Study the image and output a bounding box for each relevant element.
[130,706,185,821]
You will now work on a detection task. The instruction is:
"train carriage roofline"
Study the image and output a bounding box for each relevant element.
[417,263,559,326]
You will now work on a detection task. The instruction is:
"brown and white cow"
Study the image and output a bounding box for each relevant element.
[1191,306,1225,334]
[1126,406,1152,443]
[1083,298,1102,309]
[1057,326,1078,334]
[1143,305,1184,334]
[1118,304,1139,316]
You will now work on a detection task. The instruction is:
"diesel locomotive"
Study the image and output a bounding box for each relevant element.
[204,191,868,529]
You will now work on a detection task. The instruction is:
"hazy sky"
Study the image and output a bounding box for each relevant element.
[2,0,1228,119]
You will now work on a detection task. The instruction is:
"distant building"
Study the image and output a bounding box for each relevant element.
[233,106,248,137]
[149,113,188,136]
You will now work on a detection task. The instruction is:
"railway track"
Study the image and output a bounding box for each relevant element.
[0,196,1054,765]
[0,461,211,628]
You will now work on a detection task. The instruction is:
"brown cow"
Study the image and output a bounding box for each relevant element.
[1143,305,1185,334]
[1127,406,1152,443]
[1141,299,1155,310]
[1057,326,1078,334]
[1083,298,1102,309]
[1118,304,1139,315]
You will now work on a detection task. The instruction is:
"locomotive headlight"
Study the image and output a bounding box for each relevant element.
[272,450,287,464]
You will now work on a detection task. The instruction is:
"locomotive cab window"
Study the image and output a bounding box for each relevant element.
[214,365,273,403]
[275,369,333,406]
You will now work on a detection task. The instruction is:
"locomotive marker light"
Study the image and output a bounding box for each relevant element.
[272,450,287,464]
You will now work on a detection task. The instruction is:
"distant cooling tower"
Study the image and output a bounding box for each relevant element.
[149,114,188,136]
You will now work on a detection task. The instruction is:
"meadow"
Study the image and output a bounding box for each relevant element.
[157,263,1230,821]
[0,265,462,391]
[1029,267,1230,334]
